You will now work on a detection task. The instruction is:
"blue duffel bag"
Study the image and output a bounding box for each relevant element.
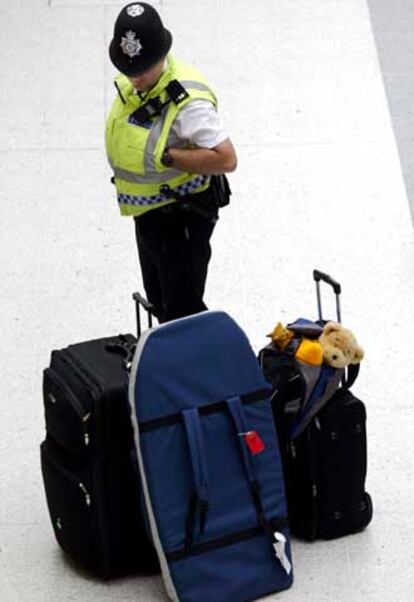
[128,311,293,602]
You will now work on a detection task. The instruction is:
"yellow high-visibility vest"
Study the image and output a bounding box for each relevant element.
[105,55,217,217]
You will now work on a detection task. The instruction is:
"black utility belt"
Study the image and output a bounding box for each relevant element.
[158,183,217,222]
[159,196,217,223]
[159,175,231,220]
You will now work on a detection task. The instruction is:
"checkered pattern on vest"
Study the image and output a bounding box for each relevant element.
[118,175,208,207]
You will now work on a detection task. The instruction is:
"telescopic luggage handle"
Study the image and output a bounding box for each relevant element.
[132,291,154,338]
[106,292,154,372]
[313,269,342,323]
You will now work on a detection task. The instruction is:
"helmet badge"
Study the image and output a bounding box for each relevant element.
[120,31,143,58]
[126,4,145,18]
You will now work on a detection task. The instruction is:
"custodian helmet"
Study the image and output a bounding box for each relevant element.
[109,3,172,76]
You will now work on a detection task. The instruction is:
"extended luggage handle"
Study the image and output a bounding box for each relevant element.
[312,270,362,390]
[132,291,154,338]
[105,292,154,371]
[313,269,342,323]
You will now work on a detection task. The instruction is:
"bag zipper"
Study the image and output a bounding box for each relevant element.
[57,347,111,574]
[42,442,92,509]
[307,425,319,540]
[45,367,91,447]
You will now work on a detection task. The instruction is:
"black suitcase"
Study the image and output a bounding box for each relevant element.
[260,270,373,540]
[40,294,159,578]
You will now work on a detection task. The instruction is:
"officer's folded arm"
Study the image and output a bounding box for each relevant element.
[168,138,237,175]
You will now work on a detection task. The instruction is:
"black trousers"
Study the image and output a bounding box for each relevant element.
[134,193,217,323]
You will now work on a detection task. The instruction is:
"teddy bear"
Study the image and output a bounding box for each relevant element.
[318,321,364,368]
[267,322,295,349]
[267,322,323,366]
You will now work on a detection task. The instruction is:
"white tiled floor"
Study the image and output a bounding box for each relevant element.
[1,0,413,600]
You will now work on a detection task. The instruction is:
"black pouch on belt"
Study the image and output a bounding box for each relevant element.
[210,174,232,208]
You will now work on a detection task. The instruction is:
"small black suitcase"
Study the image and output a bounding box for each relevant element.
[260,270,373,540]
[273,384,373,540]
[40,294,159,578]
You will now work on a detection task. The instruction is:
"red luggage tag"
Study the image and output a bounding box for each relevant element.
[243,430,265,455]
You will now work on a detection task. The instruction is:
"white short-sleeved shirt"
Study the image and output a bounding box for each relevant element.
[167,99,229,150]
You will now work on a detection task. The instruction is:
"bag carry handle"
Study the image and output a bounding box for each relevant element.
[343,362,360,390]
[313,269,342,323]
[182,409,210,550]
[105,334,137,371]
[226,396,292,575]
[226,397,268,537]
[226,396,258,483]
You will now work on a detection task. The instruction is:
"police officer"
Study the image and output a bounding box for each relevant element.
[106,3,237,323]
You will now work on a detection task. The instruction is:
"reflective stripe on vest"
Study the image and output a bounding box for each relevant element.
[108,158,181,184]
[118,174,209,207]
